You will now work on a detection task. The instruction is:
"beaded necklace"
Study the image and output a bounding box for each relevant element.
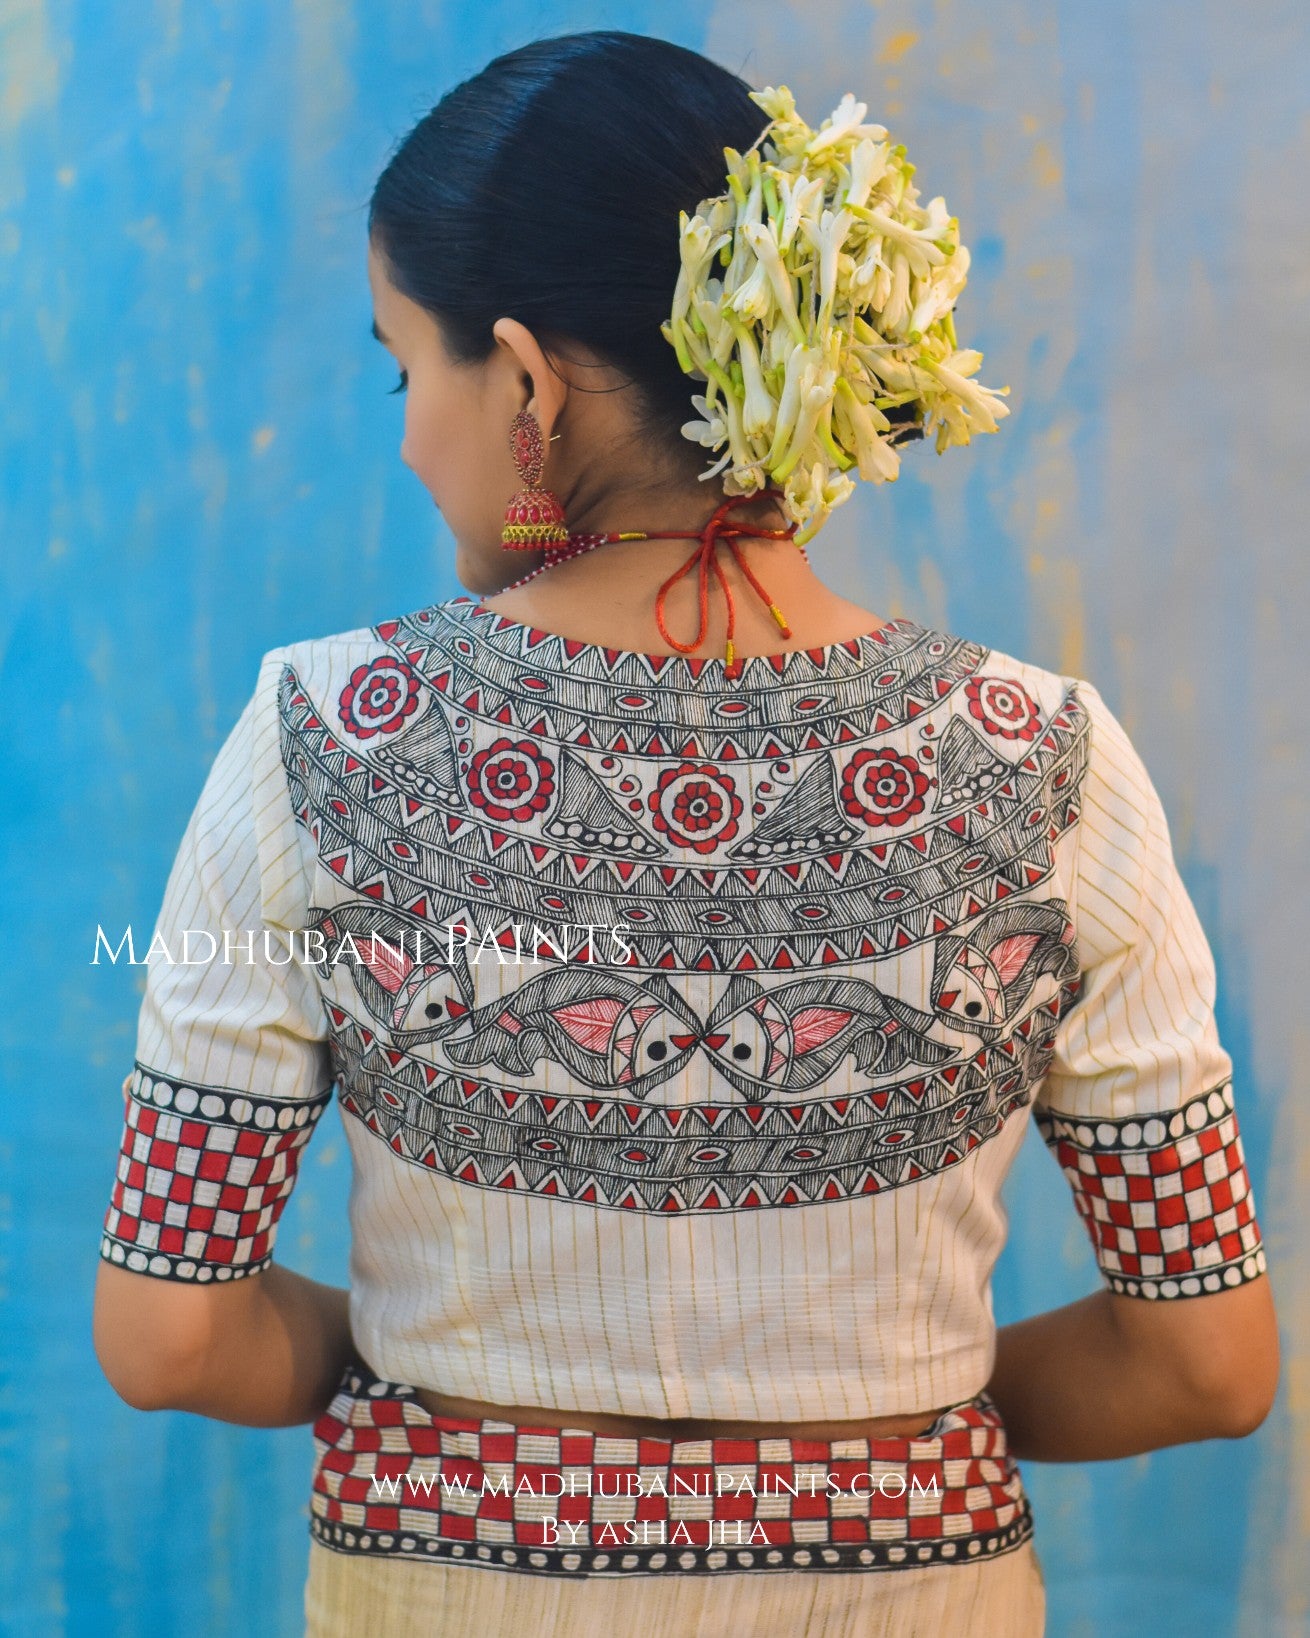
[497,487,805,680]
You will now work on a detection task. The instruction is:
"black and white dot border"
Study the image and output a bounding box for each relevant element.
[1101,1249,1267,1301]
[1033,1077,1239,1155]
[124,1064,335,1131]
[99,1235,274,1282]
[308,1505,1035,1578]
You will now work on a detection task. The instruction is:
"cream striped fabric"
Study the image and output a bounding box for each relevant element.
[132,647,332,1105]
[99,647,334,1286]
[1037,679,1235,1120]
[1032,680,1266,1300]
[100,617,1266,1401]
[302,1533,1048,1636]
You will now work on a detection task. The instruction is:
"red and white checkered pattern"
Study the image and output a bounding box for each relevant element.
[100,1066,333,1279]
[309,1365,1035,1575]
[1034,1079,1266,1297]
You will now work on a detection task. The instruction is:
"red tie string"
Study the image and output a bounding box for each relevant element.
[499,487,801,681]
[640,489,798,678]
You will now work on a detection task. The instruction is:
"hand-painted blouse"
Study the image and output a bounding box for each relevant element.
[99,596,1268,1420]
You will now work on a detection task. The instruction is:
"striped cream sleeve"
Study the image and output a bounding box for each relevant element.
[99,648,335,1284]
[1033,679,1268,1299]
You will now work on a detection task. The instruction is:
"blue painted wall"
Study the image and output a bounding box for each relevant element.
[3,2,1306,1632]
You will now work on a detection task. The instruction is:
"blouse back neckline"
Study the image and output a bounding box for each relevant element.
[383,595,937,699]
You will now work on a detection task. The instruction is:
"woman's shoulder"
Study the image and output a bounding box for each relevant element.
[944,626,1086,721]
[263,595,480,659]
[258,612,412,676]
[862,612,1087,745]
[929,614,1077,688]
[251,599,473,705]
[240,598,490,758]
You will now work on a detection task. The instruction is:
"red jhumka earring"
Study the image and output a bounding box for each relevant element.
[502,409,568,548]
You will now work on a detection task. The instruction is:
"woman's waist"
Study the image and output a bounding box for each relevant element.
[406,1384,955,1441]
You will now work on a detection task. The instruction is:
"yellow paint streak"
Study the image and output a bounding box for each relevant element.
[915,555,949,637]
[252,425,277,455]
[1031,139,1063,189]
[877,30,919,65]
[122,215,169,257]
[1032,556,1085,677]
[1012,401,1083,676]
[1,0,63,132]
[1168,665,1199,852]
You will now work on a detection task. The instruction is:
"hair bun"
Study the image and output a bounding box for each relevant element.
[661,85,1011,544]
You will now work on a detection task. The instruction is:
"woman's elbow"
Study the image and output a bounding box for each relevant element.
[1108,1270,1281,1442]
[1182,1281,1281,1440]
[95,1332,196,1412]
[97,1357,175,1413]
[92,1261,210,1411]
[1209,1361,1279,1440]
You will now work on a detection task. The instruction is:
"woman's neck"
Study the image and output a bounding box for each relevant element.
[478,494,888,660]
[557,471,790,540]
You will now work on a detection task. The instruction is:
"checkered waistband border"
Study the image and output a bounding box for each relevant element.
[309,1365,1034,1578]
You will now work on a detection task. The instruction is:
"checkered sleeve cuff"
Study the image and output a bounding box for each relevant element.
[100,1065,334,1281]
[1033,1079,1267,1298]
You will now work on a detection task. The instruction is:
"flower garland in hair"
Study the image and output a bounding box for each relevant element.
[661,86,1011,545]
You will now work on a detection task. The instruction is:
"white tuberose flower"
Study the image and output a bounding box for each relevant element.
[662,84,1011,545]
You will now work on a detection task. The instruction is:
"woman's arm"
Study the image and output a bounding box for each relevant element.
[984,1275,1280,1462]
[95,1259,357,1428]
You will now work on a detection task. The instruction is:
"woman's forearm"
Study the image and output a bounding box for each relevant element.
[985,1288,1243,1462]
[166,1264,357,1428]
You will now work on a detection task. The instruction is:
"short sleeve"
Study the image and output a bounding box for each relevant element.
[1033,679,1268,1299]
[99,648,335,1283]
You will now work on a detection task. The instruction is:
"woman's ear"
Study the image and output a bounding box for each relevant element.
[491,316,568,436]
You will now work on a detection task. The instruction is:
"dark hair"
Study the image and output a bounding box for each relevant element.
[369,30,923,469]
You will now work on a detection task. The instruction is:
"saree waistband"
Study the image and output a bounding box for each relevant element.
[309,1362,1035,1579]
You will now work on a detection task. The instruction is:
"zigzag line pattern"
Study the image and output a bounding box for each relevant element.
[275,599,1092,1213]
[276,640,1089,973]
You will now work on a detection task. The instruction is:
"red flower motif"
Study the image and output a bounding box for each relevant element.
[649,762,743,853]
[839,747,931,827]
[965,676,1041,741]
[338,657,421,739]
[466,737,556,822]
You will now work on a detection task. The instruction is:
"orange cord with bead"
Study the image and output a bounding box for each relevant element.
[497,486,801,680]
[642,490,799,678]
